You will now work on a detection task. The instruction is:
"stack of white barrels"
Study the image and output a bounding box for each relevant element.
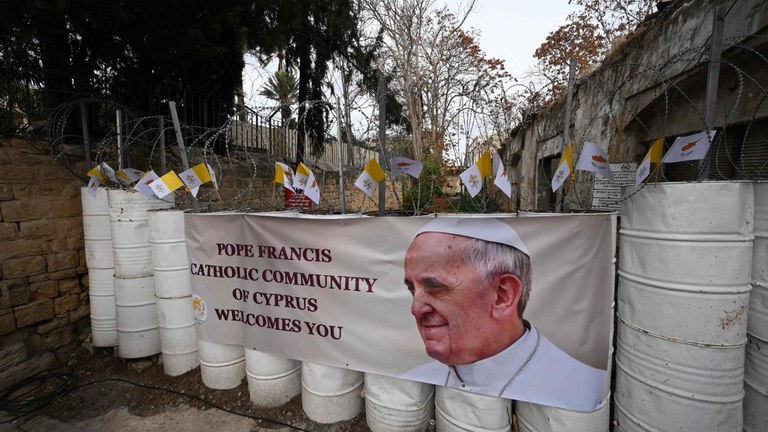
[108,189,174,359]
[148,209,199,376]
[745,182,768,431]
[615,181,753,431]
[81,187,118,347]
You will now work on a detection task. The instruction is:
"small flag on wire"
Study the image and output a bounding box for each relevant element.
[304,170,321,204]
[576,142,614,180]
[460,163,484,197]
[494,159,512,198]
[134,170,160,198]
[391,156,423,179]
[179,163,213,197]
[355,159,387,198]
[661,130,714,163]
[86,173,101,198]
[149,171,183,199]
[274,162,295,192]
[293,162,312,190]
[116,168,145,186]
[635,138,664,185]
[551,145,573,192]
[98,162,118,184]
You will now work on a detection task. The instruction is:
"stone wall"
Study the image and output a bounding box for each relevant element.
[0,138,90,389]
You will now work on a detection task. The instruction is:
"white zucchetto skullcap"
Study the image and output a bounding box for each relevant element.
[415,217,529,257]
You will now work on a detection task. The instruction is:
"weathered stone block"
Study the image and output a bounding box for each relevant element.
[24,333,44,356]
[0,200,48,222]
[50,198,82,218]
[28,273,49,283]
[0,278,30,309]
[0,184,13,201]
[37,166,73,181]
[69,304,89,322]
[13,183,80,199]
[50,235,84,253]
[30,280,57,300]
[0,310,15,335]
[54,294,80,316]
[0,238,48,261]
[3,255,46,278]
[14,299,54,328]
[0,222,17,240]
[49,269,77,280]
[37,316,69,334]
[57,278,81,295]
[19,220,52,238]
[1,166,36,184]
[46,251,79,272]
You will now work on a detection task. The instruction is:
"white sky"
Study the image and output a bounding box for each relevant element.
[443,0,579,78]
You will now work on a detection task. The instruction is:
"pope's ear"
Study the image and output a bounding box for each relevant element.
[491,274,523,319]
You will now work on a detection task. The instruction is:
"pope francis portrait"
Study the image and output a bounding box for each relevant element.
[400,217,606,412]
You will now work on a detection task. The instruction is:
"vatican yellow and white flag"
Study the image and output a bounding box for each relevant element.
[180,162,213,197]
[494,159,512,198]
[293,162,312,191]
[150,170,184,199]
[134,170,160,198]
[274,162,295,193]
[206,163,218,189]
[304,170,321,204]
[477,151,493,179]
[551,145,573,192]
[116,168,145,186]
[460,163,484,197]
[661,130,714,163]
[635,138,664,185]
[391,156,423,179]
[355,159,387,198]
[576,142,614,180]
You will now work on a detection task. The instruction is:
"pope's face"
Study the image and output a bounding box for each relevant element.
[404,232,497,365]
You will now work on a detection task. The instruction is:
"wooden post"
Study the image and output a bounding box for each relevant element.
[337,97,346,214]
[700,5,725,178]
[80,100,91,165]
[377,76,387,215]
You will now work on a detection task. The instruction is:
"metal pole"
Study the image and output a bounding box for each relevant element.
[377,75,387,215]
[169,101,198,210]
[80,100,91,165]
[116,109,123,170]
[700,5,725,178]
[336,97,346,213]
[159,116,167,174]
[555,57,576,213]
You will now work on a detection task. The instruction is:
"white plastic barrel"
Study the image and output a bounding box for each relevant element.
[148,209,199,376]
[301,362,364,423]
[108,189,174,279]
[434,386,512,432]
[745,181,768,431]
[198,339,246,390]
[114,276,161,359]
[88,267,118,347]
[245,349,301,408]
[515,211,615,432]
[155,297,198,376]
[81,187,114,269]
[364,373,434,432]
[615,181,753,432]
[516,395,610,432]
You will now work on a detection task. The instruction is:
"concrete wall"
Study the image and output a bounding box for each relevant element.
[506,0,768,210]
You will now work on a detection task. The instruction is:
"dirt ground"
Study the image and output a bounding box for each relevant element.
[4,346,371,432]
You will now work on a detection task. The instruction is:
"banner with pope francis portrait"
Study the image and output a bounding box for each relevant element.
[185,212,614,411]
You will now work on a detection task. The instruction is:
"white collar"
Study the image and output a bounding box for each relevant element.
[450,322,539,388]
